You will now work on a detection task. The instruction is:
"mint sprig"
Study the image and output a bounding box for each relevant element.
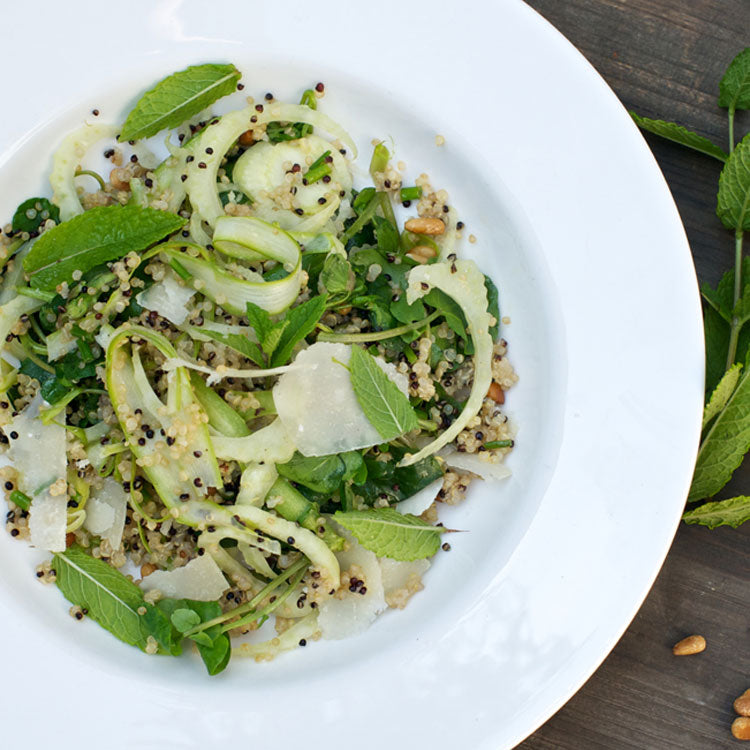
[119,63,241,142]
[633,47,750,527]
[334,508,447,560]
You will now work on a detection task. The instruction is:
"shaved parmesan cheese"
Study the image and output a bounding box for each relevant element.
[440,449,512,480]
[139,554,229,601]
[95,324,115,352]
[46,327,77,361]
[83,477,127,550]
[318,532,386,640]
[395,478,443,516]
[379,557,430,609]
[274,342,408,457]
[7,395,67,552]
[136,273,195,325]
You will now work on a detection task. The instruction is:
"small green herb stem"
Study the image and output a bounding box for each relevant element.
[726,229,745,369]
[19,333,47,356]
[15,286,55,303]
[74,169,106,191]
[341,192,381,242]
[369,142,390,178]
[304,151,332,185]
[319,310,440,344]
[400,186,422,202]
[484,439,514,449]
[184,556,309,637]
[9,490,31,510]
[378,191,399,237]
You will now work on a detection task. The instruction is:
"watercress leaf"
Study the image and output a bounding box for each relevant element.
[358,454,442,505]
[373,215,400,255]
[320,254,355,296]
[195,631,231,676]
[390,293,425,324]
[171,607,202,633]
[24,205,184,291]
[270,295,328,367]
[689,368,750,500]
[141,603,182,656]
[12,197,60,234]
[189,630,216,647]
[424,288,467,339]
[19,359,70,403]
[683,495,750,529]
[277,452,348,493]
[334,508,445,560]
[119,63,241,141]
[717,132,750,230]
[245,301,274,344]
[349,345,418,440]
[703,363,743,429]
[484,275,501,338]
[196,329,265,367]
[341,451,365,483]
[630,112,727,162]
[53,545,150,649]
[718,47,750,111]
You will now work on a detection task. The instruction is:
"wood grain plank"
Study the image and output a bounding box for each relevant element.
[520,0,750,747]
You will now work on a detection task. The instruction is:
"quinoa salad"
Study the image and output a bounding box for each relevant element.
[0,64,517,674]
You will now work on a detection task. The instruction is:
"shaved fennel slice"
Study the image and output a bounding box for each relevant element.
[235,612,320,661]
[135,272,195,325]
[139,554,229,601]
[237,462,279,507]
[161,356,297,386]
[83,477,127,550]
[159,248,302,315]
[213,216,300,265]
[273,342,408,457]
[185,105,355,227]
[379,558,430,609]
[49,123,119,220]
[318,532,386,639]
[212,419,296,464]
[0,296,43,350]
[46,327,77,361]
[400,260,494,466]
[238,543,276,579]
[7,394,67,552]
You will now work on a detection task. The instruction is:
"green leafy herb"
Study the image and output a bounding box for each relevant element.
[53,545,150,649]
[357,453,442,506]
[683,495,750,529]
[119,63,241,142]
[334,508,446,560]
[277,451,364,494]
[716,133,750,231]
[718,47,750,111]
[703,363,742,428]
[23,205,184,290]
[270,295,327,366]
[12,197,60,234]
[348,345,418,440]
[320,254,355,297]
[630,112,727,162]
[196,329,265,367]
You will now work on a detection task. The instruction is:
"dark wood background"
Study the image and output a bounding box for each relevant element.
[519,1,750,748]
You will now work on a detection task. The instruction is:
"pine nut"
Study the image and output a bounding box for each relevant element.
[404,217,445,235]
[140,562,157,578]
[406,245,437,264]
[732,717,750,740]
[238,129,255,146]
[487,381,505,404]
[734,690,750,717]
[672,634,706,655]
[65,532,75,548]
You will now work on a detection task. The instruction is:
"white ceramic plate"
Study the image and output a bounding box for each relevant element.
[0,1,703,748]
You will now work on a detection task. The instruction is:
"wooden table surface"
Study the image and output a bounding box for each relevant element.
[518,1,750,748]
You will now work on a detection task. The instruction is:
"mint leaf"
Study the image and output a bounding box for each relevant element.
[171,608,201,633]
[703,363,742,429]
[484,275,501,338]
[705,305,731,395]
[24,205,184,290]
[270,295,327,367]
[119,63,241,141]
[349,345,418,440]
[717,132,750,230]
[53,545,149,649]
[12,197,59,234]
[689,368,750,500]
[197,329,265,367]
[630,112,728,162]
[718,48,750,111]
[683,495,750,529]
[334,508,445,560]
[245,301,274,345]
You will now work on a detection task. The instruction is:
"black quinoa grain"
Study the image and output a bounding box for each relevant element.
[104,148,115,158]
[299,638,307,646]
[198,162,207,169]
[10,529,19,537]
[255,104,264,113]
[180,174,188,181]
[9,431,18,440]
[193,450,202,458]
[237,83,244,90]
[145,178,153,188]
[442,542,451,551]
[315,82,324,92]
[130,154,138,163]
[193,478,203,487]
[456,221,464,230]
[4,481,12,491]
